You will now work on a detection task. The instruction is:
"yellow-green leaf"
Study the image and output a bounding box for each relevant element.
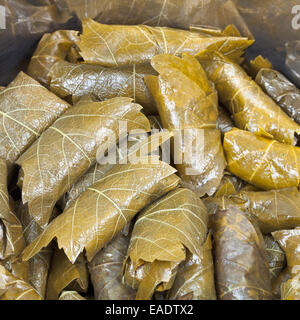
[224,128,300,190]
[0,265,42,300]
[17,97,150,227]
[76,19,253,67]
[0,72,70,164]
[212,206,273,300]
[146,53,226,196]
[27,30,79,86]
[49,60,157,114]
[124,188,209,299]
[22,161,180,263]
[196,50,300,145]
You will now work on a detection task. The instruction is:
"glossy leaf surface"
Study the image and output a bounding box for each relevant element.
[50,60,157,114]
[224,128,300,190]
[27,30,79,86]
[196,51,300,145]
[46,248,88,300]
[17,97,150,226]
[146,53,226,196]
[89,231,136,300]
[0,72,70,164]
[124,188,209,299]
[212,206,273,300]
[256,68,300,124]
[76,19,253,67]
[22,161,180,263]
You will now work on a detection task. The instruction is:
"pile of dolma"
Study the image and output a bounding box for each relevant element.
[0,17,300,301]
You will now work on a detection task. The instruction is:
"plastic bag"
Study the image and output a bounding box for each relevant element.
[0,0,299,86]
[232,0,300,86]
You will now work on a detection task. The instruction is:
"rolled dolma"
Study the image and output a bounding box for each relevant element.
[0,265,42,300]
[76,19,253,67]
[62,0,249,32]
[27,30,79,86]
[0,72,70,164]
[63,131,172,210]
[146,53,226,196]
[256,68,300,124]
[123,188,215,300]
[22,160,180,263]
[89,231,136,300]
[49,60,157,114]
[205,187,300,234]
[272,228,300,300]
[167,233,216,300]
[224,128,300,190]
[238,188,300,234]
[17,97,150,227]
[196,51,300,145]
[212,206,273,300]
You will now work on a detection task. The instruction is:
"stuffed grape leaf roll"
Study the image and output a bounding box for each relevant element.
[146,53,226,196]
[0,72,70,165]
[256,68,300,125]
[272,228,300,300]
[17,97,150,227]
[224,128,300,190]
[212,206,273,300]
[27,30,79,86]
[49,60,157,114]
[22,160,180,263]
[76,19,253,67]
[196,51,300,145]
[123,188,214,300]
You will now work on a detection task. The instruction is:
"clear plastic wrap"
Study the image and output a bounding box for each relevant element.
[0,1,299,86]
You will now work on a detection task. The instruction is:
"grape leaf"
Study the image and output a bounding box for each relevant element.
[168,233,216,300]
[0,72,70,164]
[89,231,136,300]
[49,60,157,114]
[264,234,286,282]
[196,50,300,145]
[272,228,300,300]
[58,290,86,300]
[224,128,300,190]
[63,131,172,210]
[15,200,54,298]
[22,160,180,263]
[256,68,300,125]
[145,53,226,196]
[46,247,88,300]
[76,19,253,67]
[27,30,79,86]
[17,97,150,227]
[212,206,273,300]
[0,265,42,300]
[205,187,300,234]
[123,188,209,299]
